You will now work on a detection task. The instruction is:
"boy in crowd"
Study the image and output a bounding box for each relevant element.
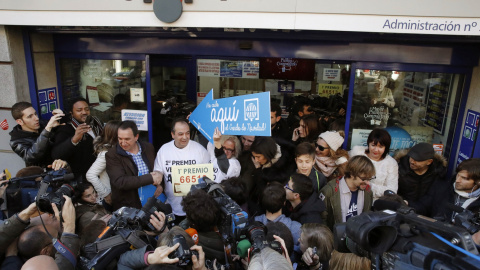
[295,142,326,193]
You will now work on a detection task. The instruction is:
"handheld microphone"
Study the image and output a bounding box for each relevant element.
[185,228,199,245]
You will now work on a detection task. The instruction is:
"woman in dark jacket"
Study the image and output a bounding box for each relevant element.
[249,137,295,204]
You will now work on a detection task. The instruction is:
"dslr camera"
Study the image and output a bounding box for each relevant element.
[169,235,199,267]
[34,168,75,214]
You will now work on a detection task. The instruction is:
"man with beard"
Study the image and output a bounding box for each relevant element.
[319,156,375,230]
[52,98,104,182]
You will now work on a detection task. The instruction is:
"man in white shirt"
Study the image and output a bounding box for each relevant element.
[154,118,210,221]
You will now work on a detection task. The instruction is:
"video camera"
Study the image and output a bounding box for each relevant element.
[448,203,480,235]
[6,168,76,214]
[80,196,175,270]
[236,221,283,260]
[334,205,480,270]
[191,177,248,246]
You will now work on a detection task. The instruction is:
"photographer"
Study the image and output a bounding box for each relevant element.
[181,189,226,264]
[9,101,65,168]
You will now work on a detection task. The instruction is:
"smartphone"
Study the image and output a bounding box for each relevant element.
[85,115,93,126]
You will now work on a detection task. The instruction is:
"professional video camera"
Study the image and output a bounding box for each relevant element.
[334,205,480,270]
[448,203,480,235]
[236,221,283,260]
[80,196,175,270]
[190,177,249,247]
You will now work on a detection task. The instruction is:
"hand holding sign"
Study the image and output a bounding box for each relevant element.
[171,164,214,196]
[189,90,271,144]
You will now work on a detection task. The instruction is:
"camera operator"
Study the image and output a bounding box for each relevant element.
[319,156,375,230]
[0,197,80,270]
[9,101,66,168]
[181,188,226,265]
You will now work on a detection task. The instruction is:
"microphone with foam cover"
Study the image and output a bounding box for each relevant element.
[237,239,252,258]
[185,228,199,245]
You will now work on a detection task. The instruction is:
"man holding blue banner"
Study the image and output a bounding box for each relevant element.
[154,117,210,222]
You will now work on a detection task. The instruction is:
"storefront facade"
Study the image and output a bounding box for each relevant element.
[1,0,480,176]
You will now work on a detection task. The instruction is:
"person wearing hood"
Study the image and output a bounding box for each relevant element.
[9,101,66,168]
[396,142,448,217]
[442,158,480,222]
[249,137,295,204]
[284,173,325,225]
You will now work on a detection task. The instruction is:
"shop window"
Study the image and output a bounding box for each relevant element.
[349,69,463,158]
[59,58,146,124]
[196,59,350,118]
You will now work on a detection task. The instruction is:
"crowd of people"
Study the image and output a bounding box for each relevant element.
[1,95,479,270]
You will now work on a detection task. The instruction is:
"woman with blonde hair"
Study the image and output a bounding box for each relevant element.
[207,127,242,183]
[86,120,121,206]
[314,131,349,181]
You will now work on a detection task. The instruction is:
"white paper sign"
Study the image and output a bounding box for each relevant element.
[323,68,341,81]
[197,59,221,77]
[351,129,373,148]
[171,164,214,196]
[121,109,148,131]
[130,88,145,103]
[86,89,100,104]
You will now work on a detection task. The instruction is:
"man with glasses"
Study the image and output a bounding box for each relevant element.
[284,173,325,225]
[319,155,375,230]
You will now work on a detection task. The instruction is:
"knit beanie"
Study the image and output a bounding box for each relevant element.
[319,131,344,151]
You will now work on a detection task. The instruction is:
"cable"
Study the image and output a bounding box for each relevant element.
[430,232,480,262]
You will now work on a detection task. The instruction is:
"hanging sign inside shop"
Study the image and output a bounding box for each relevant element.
[86,86,100,105]
[197,59,259,78]
[130,88,145,103]
[37,87,58,121]
[171,164,214,196]
[457,109,480,165]
[322,68,341,81]
[318,84,342,97]
[121,109,148,131]
[189,89,271,144]
[278,81,295,93]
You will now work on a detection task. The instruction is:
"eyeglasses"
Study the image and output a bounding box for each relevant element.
[222,146,235,153]
[315,142,329,151]
[284,183,295,193]
[359,176,376,182]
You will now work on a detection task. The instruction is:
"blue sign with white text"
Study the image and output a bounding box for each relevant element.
[457,109,480,165]
[190,90,271,143]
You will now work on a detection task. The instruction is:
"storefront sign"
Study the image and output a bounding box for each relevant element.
[121,109,148,131]
[130,88,145,103]
[197,59,259,78]
[189,89,271,144]
[37,87,58,120]
[171,164,214,196]
[322,68,340,81]
[197,92,207,105]
[318,84,342,97]
[457,110,480,165]
[351,129,372,148]
[198,60,221,77]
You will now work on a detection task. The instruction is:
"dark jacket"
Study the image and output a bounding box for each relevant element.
[437,179,480,221]
[319,178,373,230]
[0,214,30,254]
[271,118,291,142]
[198,231,226,264]
[55,233,81,270]
[285,193,326,225]
[75,204,110,235]
[106,142,156,211]
[396,151,448,217]
[308,168,327,193]
[51,124,96,181]
[9,124,54,167]
[250,142,296,203]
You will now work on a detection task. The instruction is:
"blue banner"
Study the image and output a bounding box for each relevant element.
[189,90,271,144]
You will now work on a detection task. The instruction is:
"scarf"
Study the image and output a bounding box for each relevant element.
[454,182,480,209]
[315,156,337,177]
[252,144,282,169]
[70,115,104,140]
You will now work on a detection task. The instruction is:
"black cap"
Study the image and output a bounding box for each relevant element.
[408,143,435,161]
